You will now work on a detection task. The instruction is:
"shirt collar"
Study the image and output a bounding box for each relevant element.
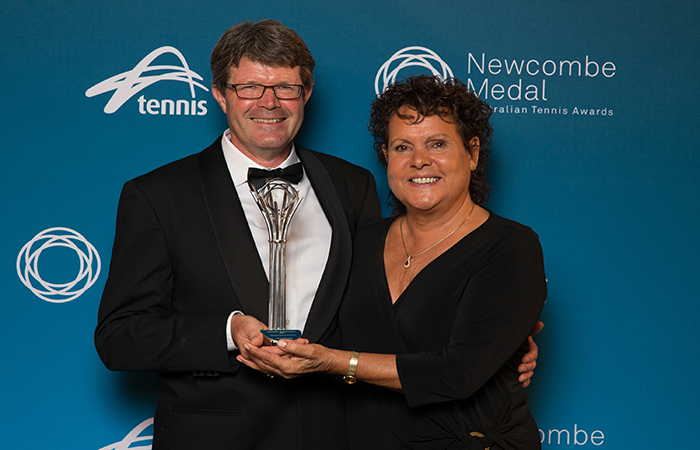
[220,129,301,188]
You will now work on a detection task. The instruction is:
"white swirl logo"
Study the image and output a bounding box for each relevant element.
[17,227,101,303]
[375,46,454,95]
[98,418,153,450]
[86,46,209,114]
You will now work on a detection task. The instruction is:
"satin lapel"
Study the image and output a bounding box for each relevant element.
[296,146,353,342]
[199,139,268,322]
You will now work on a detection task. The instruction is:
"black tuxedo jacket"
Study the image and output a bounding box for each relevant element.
[95,137,382,449]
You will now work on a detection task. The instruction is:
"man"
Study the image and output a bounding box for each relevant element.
[95,20,538,449]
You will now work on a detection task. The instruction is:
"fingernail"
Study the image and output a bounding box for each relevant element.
[243,343,250,351]
[278,340,287,348]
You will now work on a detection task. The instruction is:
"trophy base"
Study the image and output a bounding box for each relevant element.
[262,329,302,344]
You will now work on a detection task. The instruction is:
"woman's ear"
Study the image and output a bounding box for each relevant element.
[468,137,480,169]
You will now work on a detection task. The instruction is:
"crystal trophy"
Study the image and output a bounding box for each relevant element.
[249,178,303,343]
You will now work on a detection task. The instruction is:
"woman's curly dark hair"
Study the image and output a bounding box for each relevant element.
[369,75,493,216]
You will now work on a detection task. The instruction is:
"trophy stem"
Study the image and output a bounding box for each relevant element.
[268,239,287,330]
[249,178,303,342]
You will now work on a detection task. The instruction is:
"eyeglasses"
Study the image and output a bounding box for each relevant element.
[224,84,305,100]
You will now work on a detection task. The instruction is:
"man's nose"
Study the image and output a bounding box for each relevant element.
[256,87,281,108]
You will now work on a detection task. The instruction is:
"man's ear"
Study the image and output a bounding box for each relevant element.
[212,85,228,113]
[302,84,313,105]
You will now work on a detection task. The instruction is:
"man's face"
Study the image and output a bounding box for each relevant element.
[213,56,313,166]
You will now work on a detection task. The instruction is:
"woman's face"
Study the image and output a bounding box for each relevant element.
[383,108,478,215]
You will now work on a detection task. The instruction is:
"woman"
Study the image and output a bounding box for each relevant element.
[241,75,547,449]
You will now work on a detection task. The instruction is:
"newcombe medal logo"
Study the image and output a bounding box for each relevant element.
[86,46,209,115]
[375,46,617,118]
[17,227,101,303]
[375,46,454,95]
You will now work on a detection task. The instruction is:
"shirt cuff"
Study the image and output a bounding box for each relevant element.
[226,310,245,351]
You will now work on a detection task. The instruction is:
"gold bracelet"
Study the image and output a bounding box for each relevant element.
[343,351,359,384]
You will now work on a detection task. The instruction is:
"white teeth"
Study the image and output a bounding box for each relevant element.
[411,177,439,185]
[253,118,284,123]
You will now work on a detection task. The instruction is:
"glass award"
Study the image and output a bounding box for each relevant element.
[249,177,303,343]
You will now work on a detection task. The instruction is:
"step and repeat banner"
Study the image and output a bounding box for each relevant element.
[2,1,699,448]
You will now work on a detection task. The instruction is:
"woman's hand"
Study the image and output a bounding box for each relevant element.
[518,321,544,388]
[239,341,402,391]
[237,339,339,379]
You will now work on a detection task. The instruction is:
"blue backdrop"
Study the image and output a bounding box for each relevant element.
[2,1,699,448]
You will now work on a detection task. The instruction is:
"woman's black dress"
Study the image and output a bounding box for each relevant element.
[339,213,547,449]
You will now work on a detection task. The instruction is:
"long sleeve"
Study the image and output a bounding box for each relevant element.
[95,178,233,373]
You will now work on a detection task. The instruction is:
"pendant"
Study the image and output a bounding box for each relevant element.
[404,256,412,269]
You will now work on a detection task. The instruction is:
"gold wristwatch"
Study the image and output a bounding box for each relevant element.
[343,351,359,384]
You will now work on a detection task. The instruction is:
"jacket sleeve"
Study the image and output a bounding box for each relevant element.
[94,180,233,373]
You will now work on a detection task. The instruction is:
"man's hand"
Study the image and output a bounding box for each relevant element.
[230,314,267,361]
[518,321,544,388]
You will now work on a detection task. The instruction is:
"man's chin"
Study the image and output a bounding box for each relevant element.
[242,142,294,165]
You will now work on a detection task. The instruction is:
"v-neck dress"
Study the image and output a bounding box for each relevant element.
[339,213,547,449]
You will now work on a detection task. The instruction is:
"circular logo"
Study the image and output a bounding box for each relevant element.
[17,227,101,303]
[375,46,454,95]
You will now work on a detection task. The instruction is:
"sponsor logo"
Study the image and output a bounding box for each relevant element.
[464,52,616,116]
[98,418,153,450]
[376,46,617,117]
[17,227,101,303]
[539,424,605,446]
[86,46,209,115]
[375,46,454,95]
[94,419,605,448]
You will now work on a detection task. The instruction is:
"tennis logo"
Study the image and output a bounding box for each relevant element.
[86,46,209,115]
[97,418,153,450]
[375,46,454,95]
[17,227,101,303]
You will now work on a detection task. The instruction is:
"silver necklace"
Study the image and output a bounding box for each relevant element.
[399,203,476,269]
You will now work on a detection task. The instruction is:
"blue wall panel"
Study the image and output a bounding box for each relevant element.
[2,1,698,447]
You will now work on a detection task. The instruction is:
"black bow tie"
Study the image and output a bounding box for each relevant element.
[247,162,304,190]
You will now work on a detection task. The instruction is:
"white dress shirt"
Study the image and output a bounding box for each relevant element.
[220,130,332,349]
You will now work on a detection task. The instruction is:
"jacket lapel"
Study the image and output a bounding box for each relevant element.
[296,146,353,342]
[199,138,269,322]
